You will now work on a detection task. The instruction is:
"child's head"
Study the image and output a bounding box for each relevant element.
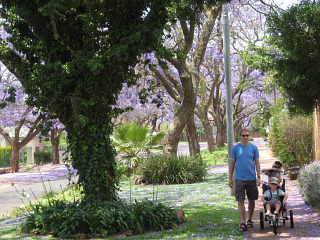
[272,161,282,169]
[269,177,279,189]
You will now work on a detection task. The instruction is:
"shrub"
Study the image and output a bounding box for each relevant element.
[34,151,53,165]
[268,110,312,167]
[279,114,312,165]
[116,161,133,180]
[201,146,228,166]
[298,161,320,207]
[261,128,268,140]
[21,198,182,238]
[135,155,208,184]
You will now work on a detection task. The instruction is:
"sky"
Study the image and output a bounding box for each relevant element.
[273,0,299,9]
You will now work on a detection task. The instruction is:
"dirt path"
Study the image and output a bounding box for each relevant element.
[244,143,320,239]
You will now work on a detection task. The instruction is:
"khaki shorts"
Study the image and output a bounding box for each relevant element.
[235,179,259,201]
[266,200,282,211]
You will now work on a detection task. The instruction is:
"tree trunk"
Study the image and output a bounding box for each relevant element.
[50,128,61,164]
[151,116,157,131]
[10,145,20,173]
[7,113,48,173]
[216,122,227,148]
[163,79,196,156]
[52,140,60,165]
[185,115,200,156]
[163,109,191,156]
[201,119,215,152]
[65,112,118,202]
[52,143,60,164]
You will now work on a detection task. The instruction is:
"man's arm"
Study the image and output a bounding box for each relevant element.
[283,193,288,206]
[255,157,261,186]
[277,171,283,184]
[229,158,236,188]
[261,168,274,172]
[261,194,267,205]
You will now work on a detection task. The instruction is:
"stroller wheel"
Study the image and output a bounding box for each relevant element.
[282,209,286,226]
[290,210,294,228]
[272,215,277,235]
[260,211,264,229]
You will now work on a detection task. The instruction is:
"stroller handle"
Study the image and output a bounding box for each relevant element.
[262,170,286,175]
[261,170,286,185]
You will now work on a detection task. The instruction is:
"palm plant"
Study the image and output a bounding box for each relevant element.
[112,121,164,169]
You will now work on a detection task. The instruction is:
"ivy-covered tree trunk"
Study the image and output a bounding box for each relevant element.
[66,114,117,202]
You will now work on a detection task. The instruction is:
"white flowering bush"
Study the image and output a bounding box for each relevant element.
[298,161,320,207]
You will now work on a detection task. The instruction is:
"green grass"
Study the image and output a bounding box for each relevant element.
[123,174,242,240]
[0,147,240,239]
[201,146,228,166]
[0,172,243,239]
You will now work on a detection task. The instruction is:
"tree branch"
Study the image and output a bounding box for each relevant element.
[149,65,182,103]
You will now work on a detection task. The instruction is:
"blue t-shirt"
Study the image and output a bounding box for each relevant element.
[231,143,259,181]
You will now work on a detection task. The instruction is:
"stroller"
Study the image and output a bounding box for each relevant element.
[260,170,294,235]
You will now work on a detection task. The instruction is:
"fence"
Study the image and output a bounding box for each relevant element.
[36,146,69,164]
[19,146,32,165]
[0,146,68,168]
[0,148,11,168]
[0,147,31,168]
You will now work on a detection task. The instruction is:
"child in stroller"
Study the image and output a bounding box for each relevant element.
[260,168,293,234]
[262,161,283,190]
[261,177,288,217]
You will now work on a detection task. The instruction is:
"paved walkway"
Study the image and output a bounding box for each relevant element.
[0,164,77,216]
[244,139,320,239]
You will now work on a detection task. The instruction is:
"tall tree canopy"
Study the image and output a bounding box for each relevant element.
[0,0,228,202]
[266,0,320,114]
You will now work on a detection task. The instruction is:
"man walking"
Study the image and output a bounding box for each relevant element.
[229,128,261,232]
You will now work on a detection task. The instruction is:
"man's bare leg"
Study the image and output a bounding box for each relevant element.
[248,199,255,221]
[238,200,246,223]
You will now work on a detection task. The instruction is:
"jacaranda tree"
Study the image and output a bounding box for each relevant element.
[0,0,227,203]
[0,65,50,172]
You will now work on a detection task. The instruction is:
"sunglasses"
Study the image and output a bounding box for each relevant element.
[272,166,281,168]
[270,183,278,185]
[241,134,249,137]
